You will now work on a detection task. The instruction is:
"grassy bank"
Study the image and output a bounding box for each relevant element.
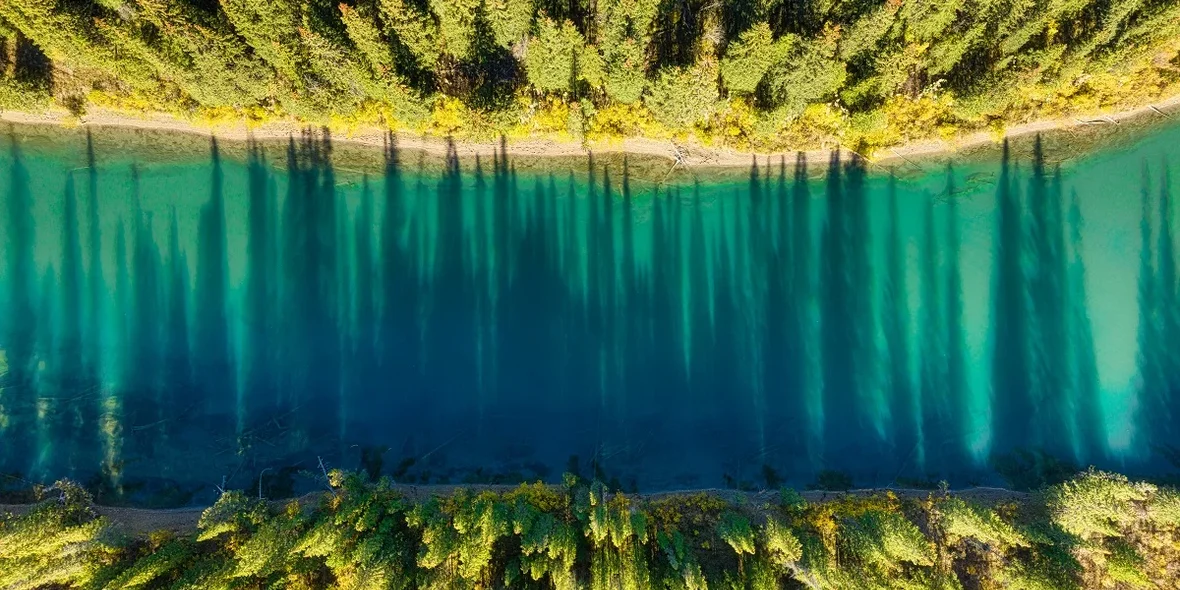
[1,0,1178,157]
[3,468,1179,589]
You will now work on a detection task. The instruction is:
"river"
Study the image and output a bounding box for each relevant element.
[0,121,1177,505]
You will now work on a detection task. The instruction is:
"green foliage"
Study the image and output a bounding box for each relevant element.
[1047,468,1150,540]
[0,481,111,590]
[584,483,651,590]
[0,76,50,111]
[513,497,579,589]
[599,37,648,104]
[901,0,961,42]
[939,496,1027,549]
[378,0,442,68]
[765,30,848,117]
[340,1,395,73]
[595,0,660,104]
[720,23,794,95]
[197,490,268,541]
[429,0,480,59]
[294,472,413,589]
[1147,487,1180,527]
[0,0,1177,152]
[655,529,706,589]
[762,516,803,569]
[848,510,935,570]
[232,503,306,579]
[218,0,304,83]
[837,1,901,60]
[486,0,532,49]
[718,511,756,556]
[6,470,1180,589]
[1000,535,1083,590]
[525,18,584,93]
[109,0,274,108]
[644,61,719,128]
[1105,540,1151,589]
[102,537,195,590]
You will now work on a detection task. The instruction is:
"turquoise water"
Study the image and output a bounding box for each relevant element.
[0,124,1178,503]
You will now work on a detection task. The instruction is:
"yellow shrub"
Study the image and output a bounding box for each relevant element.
[192,106,245,130]
[881,91,957,144]
[712,97,758,149]
[431,96,467,134]
[532,97,571,134]
[587,102,665,141]
[777,102,849,151]
[87,89,155,115]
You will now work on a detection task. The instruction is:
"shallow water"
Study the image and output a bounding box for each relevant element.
[0,123,1178,505]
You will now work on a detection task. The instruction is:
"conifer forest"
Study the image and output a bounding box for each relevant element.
[0,0,1178,149]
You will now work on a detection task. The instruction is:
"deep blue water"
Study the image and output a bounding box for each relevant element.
[1,124,1179,505]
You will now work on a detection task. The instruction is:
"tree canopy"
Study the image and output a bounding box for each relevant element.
[0,0,1177,151]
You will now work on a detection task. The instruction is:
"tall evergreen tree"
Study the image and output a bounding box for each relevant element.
[945,167,969,469]
[821,150,856,459]
[1134,165,1162,454]
[54,174,85,473]
[1153,165,1178,450]
[990,140,1032,456]
[102,0,273,108]
[1,138,37,473]
[1027,139,1072,457]
[882,173,916,468]
[919,194,947,470]
[129,166,164,450]
[162,207,192,440]
[194,138,234,429]
[1066,189,1102,462]
[845,156,881,444]
[85,132,103,421]
[791,153,815,460]
[244,142,274,426]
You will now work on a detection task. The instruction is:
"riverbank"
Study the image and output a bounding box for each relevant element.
[3,89,1179,176]
[0,484,1030,537]
[1,469,1175,589]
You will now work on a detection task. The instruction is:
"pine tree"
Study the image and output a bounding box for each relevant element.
[836,0,901,61]
[0,0,158,94]
[218,0,304,83]
[765,26,846,116]
[101,0,274,108]
[486,0,532,50]
[645,60,719,128]
[595,0,660,104]
[378,0,442,68]
[429,0,480,58]
[720,22,794,95]
[524,17,585,93]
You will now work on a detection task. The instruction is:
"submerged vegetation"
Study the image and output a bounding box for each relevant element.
[3,468,1180,589]
[0,0,1178,152]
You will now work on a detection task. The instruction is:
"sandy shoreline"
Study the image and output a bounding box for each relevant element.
[3,92,1179,171]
